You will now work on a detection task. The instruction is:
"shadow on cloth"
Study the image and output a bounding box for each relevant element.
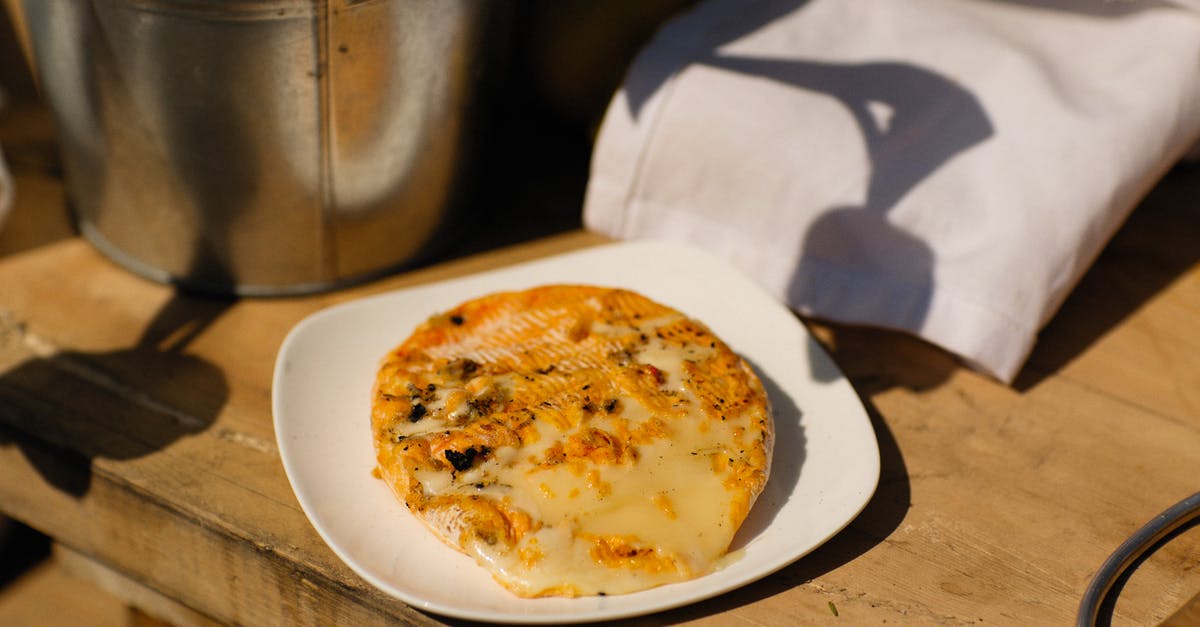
[622,0,995,384]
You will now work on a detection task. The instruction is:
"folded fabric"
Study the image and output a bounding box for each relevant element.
[583,0,1200,382]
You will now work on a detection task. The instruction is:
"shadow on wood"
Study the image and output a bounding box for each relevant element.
[0,292,233,497]
[1016,163,1200,390]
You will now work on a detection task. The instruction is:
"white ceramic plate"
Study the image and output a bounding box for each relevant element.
[273,241,879,623]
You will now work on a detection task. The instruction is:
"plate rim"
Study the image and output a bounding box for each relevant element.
[272,240,881,623]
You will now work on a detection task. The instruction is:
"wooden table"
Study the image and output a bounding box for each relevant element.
[3,74,1200,627]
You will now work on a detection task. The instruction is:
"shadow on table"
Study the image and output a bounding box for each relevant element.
[728,360,805,553]
[647,159,1200,618]
[1095,514,1200,627]
[0,292,232,497]
[1014,161,1200,390]
[632,396,908,625]
[608,317,964,624]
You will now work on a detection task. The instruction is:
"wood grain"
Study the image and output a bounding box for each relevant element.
[1,72,1199,627]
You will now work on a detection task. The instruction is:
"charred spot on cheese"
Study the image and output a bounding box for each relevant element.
[445,446,489,472]
[406,382,436,403]
[445,357,480,380]
[370,285,774,598]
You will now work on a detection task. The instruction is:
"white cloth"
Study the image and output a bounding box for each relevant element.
[583,0,1200,382]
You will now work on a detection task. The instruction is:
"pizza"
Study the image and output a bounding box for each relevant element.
[370,284,774,597]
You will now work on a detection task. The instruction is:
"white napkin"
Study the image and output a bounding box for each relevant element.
[583,0,1200,382]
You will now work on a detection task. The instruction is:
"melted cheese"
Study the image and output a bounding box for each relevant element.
[485,404,743,595]
[371,285,773,597]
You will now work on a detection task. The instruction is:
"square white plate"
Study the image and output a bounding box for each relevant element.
[272,240,879,623]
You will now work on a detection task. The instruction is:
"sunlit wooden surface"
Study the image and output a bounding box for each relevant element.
[1,45,1199,627]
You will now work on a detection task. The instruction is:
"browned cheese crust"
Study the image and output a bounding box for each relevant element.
[371,285,773,597]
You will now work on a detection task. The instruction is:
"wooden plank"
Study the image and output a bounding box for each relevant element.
[2,67,1199,625]
[0,420,439,626]
[0,232,609,626]
[1019,162,1200,417]
[1163,589,1200,627]
[0,97,74,259]
[0,556,125,627]
[2,222,1199,625]
[791,187,1200,623]
[55,543,226,627]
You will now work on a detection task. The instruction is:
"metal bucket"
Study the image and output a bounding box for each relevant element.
[19,0,505,295]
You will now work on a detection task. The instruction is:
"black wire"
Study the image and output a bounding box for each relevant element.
[1077,491,1200,627]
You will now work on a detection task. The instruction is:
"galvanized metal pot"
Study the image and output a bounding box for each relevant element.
[21,0,505,295]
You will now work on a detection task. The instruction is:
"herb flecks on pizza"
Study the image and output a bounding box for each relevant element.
[370,285,774,597]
